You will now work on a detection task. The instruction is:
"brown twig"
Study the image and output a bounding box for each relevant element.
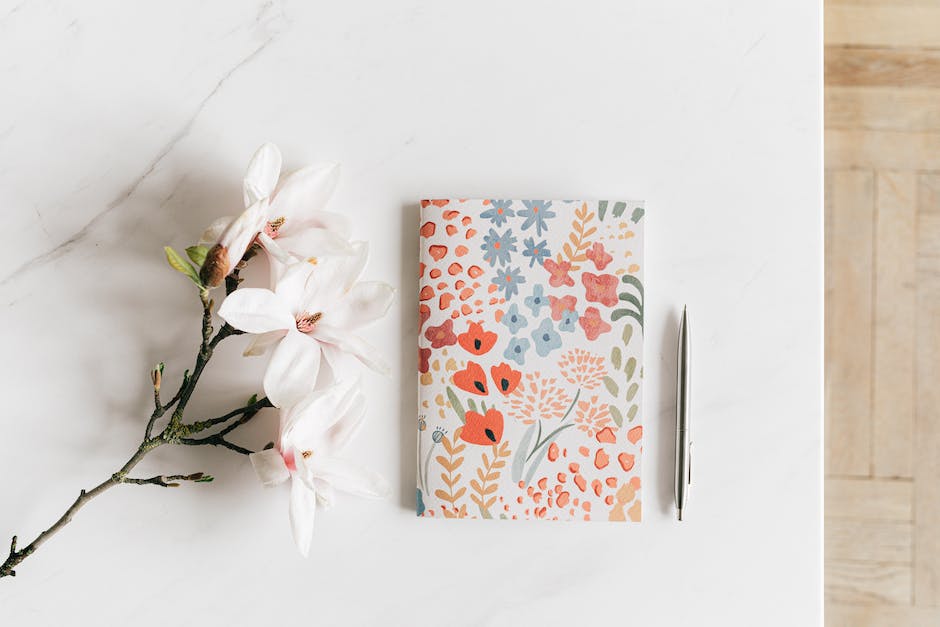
[1,273,260,580]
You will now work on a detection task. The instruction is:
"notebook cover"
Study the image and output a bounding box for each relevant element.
[417,199,644,521]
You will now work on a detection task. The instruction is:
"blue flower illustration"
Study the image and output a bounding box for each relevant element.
[504,337,531,365]
[481,199,515,227]
[492,266,526,300]
[522,236,550,267]
[501,303,528,334]
[519,200,556,237]
[531,318,562,357]
[558,308,579,332]
[524,284,547,317]
[481,228,517,267]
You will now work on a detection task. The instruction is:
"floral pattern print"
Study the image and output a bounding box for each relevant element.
[418,199,643,521]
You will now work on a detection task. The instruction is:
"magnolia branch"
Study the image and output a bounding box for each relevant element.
[0,284,266,579]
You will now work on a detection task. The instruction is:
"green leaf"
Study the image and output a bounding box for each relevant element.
[626,382,639,402]
[631,206,645,223]
[466,397,478,414]
[625,357,637,380]
[247,393,258,406]
[511,424,537,483]
[598,200,609,221]
[612,201,627,218]
[609,405,624,428]
[196,475,214,483]
[611,308,643,326]
[620,274,644,300]
[627,405,639,421]
[186,245,209,267]
[602,375,619,397]
[622,324,633,347]
[446,386,466,423]
[164,246,202,287]
[618,292,642,310]
[610,346,622,370]
[480,400,487,414]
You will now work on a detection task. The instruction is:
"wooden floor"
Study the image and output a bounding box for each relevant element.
[825,1,940,625]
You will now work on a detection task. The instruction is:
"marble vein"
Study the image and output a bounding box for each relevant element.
[0,33,280,287]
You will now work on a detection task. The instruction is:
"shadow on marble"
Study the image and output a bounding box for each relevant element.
[397,202,419,512]
[655,307,679,515]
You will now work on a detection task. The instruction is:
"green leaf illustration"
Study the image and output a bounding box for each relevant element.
[622,325,633,347]
[611,346,622,370]
[602,376,619,397]
[612,201,627,218]
[598,200,609,221]
[511,424,537,483]
[625,357,637,380]
[609,405,624,428]
[627,405,639,421]
[626,382,639,402]
[631,206,645,223]
[446,386,466,423]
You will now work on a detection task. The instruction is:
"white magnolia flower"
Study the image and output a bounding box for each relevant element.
[200,143,353,283]
[217,242,394,407]
[249,381,388,557]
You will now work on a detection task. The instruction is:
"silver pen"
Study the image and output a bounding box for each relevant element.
[675,305,691,521]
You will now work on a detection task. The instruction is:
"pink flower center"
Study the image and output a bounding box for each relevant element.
[282,449,313,472]
[264,216,287,238]
[295,311,323,333]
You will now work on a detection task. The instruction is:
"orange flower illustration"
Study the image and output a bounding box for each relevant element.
[460,408,504,445]
[490,362,522,395]
[574,395,612,438]
[453,361,488,395]
[557,348,608,390]
[509,372,572,425]
[457,321,498,355]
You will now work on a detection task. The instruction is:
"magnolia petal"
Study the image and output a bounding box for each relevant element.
[280,380,360,450]
[309,455,390,499]
[327,386,366,453]
[313,478,336,508]
[289,476,317,557]
[243,329,287,357]
[249,448,290,486]
[218,288,294,334]
[269,162,340,224]
[257,231,295,266]
[274,261,317,307]
[199,215,235,247]
[264,330,322,408]
[312,324,389,375]
[275,228,355,259]
[300,242,369,313]
[330,281,395,330]
[288,210,351,241]
[244,143,282,206]
[219,198,269,271]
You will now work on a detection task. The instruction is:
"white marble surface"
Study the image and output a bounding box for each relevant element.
[0,1,822,625]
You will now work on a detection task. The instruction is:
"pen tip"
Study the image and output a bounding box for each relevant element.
[677,508,683,522]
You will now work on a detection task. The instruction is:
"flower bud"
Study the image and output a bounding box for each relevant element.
[199,243,230,287]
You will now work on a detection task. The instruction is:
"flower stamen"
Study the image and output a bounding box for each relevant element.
[264,216,287,238]
[295,311,323,333]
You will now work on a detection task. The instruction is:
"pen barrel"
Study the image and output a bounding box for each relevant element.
[675,309,691,513]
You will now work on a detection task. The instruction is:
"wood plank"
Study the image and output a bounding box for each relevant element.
[826,478,913,521]
[827,603,940,627]
[826,129,940,170]
[827,171,875,476]
[826,518,913,562]
[915,173,940,606]
[872,171,916,478]
[826,87,940,132]
[826,47,940,88]
[826,560,912,605]
[826,6,940,48]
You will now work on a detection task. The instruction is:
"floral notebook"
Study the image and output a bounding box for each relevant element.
[417,199,644,521]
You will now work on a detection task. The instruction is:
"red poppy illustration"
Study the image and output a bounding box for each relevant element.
[585,242,613,271]
[457,321,498,355]
[582,272,619,307]
[490,362,522,395]
[460,408,505,445]
[548,295,577,321]
[543,258,575,287]
[453,361,488,395]
[579,306,612,340]
[424,318,457,348]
